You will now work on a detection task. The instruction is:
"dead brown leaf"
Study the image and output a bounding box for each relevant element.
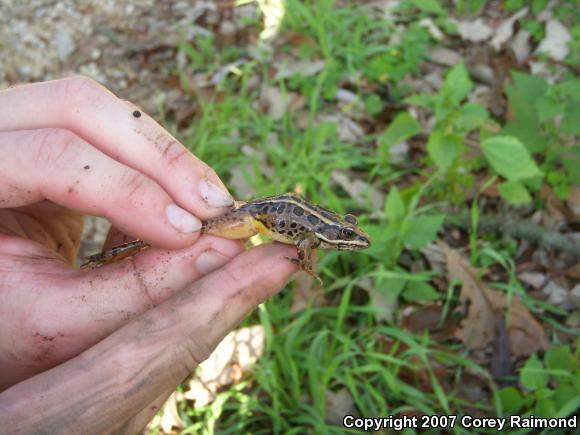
[400,304,457,340]
[183,325,265,407]
[325,388,357,425]
[330,170,385,210]
[568,185,580,218]
[441,243,549,356]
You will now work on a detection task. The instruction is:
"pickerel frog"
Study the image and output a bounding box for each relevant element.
[82,193,371,282]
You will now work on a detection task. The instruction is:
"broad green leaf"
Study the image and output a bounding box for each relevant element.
[411,0,446,15]
[532,0,549,15]
[545,345,575,370]
[364,93,384,116]
[455,102,489,131]
[379,112,422,155]
[405,93,437,108]
[427,132,462,172]
[561,103,580,134]
[520,354,549,391]
[536,95,561,122]
[385,187,406,223]
[534,396,557,418]
[403,214,445,249]
[554,385,580,410]
[498,181,532,205]
[558,78,580,102]
[481,136,542,181]
[402,281,440,301]
[502,72,548,152]
[442,62,472,105]
[502,119,546,153]
[563,146,580,184]
[511,71,548,101]
[499,387,525,414]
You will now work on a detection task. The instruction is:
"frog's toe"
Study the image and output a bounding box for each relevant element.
[283,256,322,284]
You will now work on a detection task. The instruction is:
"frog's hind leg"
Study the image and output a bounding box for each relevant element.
[80,240,150,269]
[201,210,260,239]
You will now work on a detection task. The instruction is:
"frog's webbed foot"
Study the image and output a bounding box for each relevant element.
[284,234,322,284]
[284,256,323,284]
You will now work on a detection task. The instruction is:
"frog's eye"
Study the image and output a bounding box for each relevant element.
[344,214,358,225]
[341,227,356,240]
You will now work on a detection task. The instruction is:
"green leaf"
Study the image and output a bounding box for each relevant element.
[364,93,384,116]
[411,0,446,15]
[498,181,532,204]
[511,71,548,101]
[455,102,488,131]
[501,119,546,153]
[545,345,574,370]
[442,62,472,105]
[404,94,437,108]
[385,187,406,223]
[561,103,580,134]
[536,95,562,122]
[563,146,580,185]
[402,281,440,301]
[499,387,525,414]
[501,72,548,152]
[505,0,524,11]
[520,354,549,391]
[427,132,462,172]
[532,0,549,15]
[481,136,542,181]
[379,112,422,156]
[403,214,445,249]
[558,79,580,102]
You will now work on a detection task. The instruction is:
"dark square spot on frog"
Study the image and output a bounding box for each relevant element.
[290,222,297,229]
[293,206,304,216]
[307,214,319,225]
[276,204,285,214]
[279,220,286,228]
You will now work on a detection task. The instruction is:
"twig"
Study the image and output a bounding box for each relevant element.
[445,212,580,259]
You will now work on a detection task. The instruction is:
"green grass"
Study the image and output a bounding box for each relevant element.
[150,1,580,433]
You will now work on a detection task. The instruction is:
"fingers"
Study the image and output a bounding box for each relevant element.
[77,235,246,318]
[0,244,296,434]
[0,129,203,248]
[172,243,297,364]
[0,235,243,388]
[0,77,234,219]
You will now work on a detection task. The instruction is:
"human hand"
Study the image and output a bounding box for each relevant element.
[0,77,296,432]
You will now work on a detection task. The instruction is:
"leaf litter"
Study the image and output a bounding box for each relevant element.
[441,243,549,357]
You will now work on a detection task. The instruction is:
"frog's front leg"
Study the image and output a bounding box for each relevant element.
[284,233,322,284]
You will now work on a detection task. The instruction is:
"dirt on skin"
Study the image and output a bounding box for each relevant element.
[0,0,256,259]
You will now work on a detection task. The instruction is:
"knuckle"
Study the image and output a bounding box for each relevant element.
[27,128,80,168]
[159,137,189,168]
[219,266,245,291]
[180,335,214,370]
[54,75,102,102]
[118,171,149,202]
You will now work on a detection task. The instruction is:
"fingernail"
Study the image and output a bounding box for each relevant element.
[196,250,231,274]
[166,204,202,233]
[198,179,234,208]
